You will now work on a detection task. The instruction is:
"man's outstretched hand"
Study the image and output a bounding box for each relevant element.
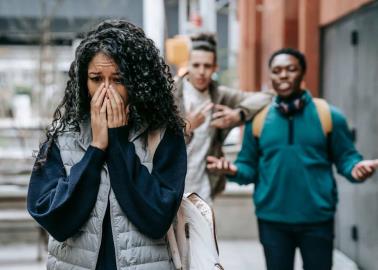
[206,156,238,176]
[210,104,243,129]
[352,159,378,181]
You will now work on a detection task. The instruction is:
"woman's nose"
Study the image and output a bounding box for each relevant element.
[104,79,110,88]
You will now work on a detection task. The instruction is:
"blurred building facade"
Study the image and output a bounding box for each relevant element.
[237,0,378,269]
[0,0,234,119]
[0,0,144,119]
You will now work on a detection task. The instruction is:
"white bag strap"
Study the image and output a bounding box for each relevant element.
[167,225,183,269]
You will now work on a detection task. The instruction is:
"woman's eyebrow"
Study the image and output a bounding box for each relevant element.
[88,71,121,75]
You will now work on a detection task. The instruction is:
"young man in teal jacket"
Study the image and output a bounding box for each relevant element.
[207,48,378,270]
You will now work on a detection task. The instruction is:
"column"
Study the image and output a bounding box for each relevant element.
[143,0,165,54]
[299,0,320,96]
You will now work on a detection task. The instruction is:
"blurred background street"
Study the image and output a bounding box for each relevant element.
[1,0,378,269]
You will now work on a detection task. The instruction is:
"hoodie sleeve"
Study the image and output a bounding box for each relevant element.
[329,106,363,182]
[227,122,259,185]
[27,142,106,241]
[106,126,187,239]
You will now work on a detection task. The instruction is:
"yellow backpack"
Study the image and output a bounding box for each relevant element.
[252,98,333,138]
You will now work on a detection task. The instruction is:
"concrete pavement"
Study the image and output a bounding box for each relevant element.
[219,240,359,270]
[0,240,359,270]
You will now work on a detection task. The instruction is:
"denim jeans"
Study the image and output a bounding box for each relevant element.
[258,219,334,270]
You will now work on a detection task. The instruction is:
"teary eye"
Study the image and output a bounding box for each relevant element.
[113,77,123,84]
[89,76,102,82]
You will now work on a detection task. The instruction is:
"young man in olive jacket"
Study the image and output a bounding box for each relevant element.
[207,48,378,270]
[175,33,273,202]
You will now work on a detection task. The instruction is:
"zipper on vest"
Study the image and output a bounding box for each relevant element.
[109,195,121,270]
[93,183,111,270]
[288,116,294,145]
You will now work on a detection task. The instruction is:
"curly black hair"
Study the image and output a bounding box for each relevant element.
[35,19,184,168]
[268,48,307,74]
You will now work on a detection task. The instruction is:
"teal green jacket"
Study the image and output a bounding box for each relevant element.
[229,91,363,224]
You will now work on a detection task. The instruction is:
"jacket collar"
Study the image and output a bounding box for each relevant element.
[273,89,312,104]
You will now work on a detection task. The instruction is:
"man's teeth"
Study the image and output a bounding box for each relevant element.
[279,83,290,89]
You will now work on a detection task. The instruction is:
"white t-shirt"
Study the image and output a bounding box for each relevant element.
[183,79,215,203]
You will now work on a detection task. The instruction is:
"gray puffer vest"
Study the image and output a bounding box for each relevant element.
[47,121,174,270]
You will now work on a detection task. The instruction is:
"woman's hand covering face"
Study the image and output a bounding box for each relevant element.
[90,83,109,150]
[106,85,129,128]
[87,52,130,150]
[90,84,129,150]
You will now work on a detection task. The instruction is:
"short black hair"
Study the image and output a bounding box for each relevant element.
[268,48,307,74]
[190,32,217,63]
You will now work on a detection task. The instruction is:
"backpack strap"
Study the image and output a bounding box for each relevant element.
[313,98,332,135]
[252,105,270,138]
[252,99,332,138]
